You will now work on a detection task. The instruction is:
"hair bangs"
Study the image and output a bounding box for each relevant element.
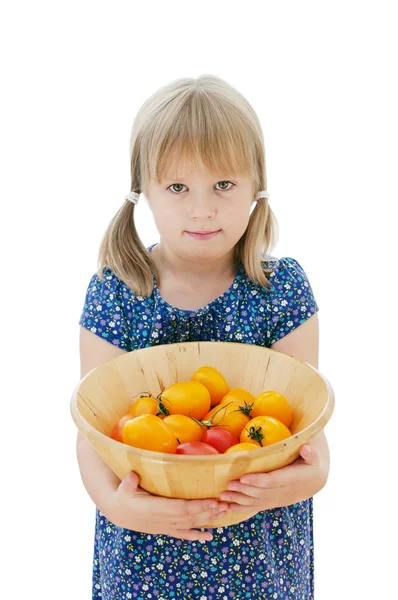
[140,86,255,189]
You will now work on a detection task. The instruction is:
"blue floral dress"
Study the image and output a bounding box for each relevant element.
[79,244,319,600]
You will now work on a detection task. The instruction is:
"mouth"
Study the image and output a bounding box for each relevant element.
[186,230,221,241]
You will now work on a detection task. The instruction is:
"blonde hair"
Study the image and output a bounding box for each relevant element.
[97,74,279,296]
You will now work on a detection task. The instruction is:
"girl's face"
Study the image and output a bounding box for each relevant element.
[145,163,255,263]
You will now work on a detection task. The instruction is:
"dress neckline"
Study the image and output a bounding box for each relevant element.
[147,243,245,318]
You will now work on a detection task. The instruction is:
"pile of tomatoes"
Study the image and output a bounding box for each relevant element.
[110,366,294,455]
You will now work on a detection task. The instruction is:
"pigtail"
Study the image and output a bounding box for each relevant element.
[236,196,279,290]
[97,197,157,297]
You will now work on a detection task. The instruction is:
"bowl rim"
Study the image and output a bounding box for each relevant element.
[71,341,335,463]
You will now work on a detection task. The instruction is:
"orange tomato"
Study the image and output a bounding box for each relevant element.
[220,388,256,411]
[251,390,293,428]
[224,442,261,454]
[240,415,291,447]
[111,414,136,443]
[191,366,229,407]
[202,401,250,439]
[128,396,159,417]
[159,381,211,420]
[122,414,178,453]
[163,414,203,444]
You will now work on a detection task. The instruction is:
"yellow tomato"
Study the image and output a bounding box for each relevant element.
[163,414,203,444]
[159,381,211,421]
[224,442,261,454]
[220,388,256,410]
[128,396,159,417]
[191,366,229,407]
[111,414,136,443]
[202,401,250,439]
[240,415,291,447]
[122,414,178,453]
[251,390,293,428]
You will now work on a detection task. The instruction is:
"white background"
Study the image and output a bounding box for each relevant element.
[1,1,397,598]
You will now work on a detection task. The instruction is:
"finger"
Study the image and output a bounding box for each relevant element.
[219,491,256,506]
[183,498,224,516]
[246,461,312,488]
[162,498,222,519]
[118,471,149,497]
[239,471,283,489]
[170,503,229,526]
[225,481,262,498]
[143,497,222,522]
[191,506,229,528]
[300,444,319,466]
[226,502,260,514]
[169,528,214,542]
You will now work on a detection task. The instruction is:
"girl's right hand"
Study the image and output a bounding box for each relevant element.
[107,471,229,541]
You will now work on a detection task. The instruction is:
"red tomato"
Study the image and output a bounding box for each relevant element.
[201,427,239,453]
[176,442,220,455]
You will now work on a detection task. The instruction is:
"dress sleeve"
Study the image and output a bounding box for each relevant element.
[267,257,319,345]
[79,268,132,351]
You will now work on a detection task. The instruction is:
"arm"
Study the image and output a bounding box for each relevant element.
[220,313,331,511]
[272,312,330,475]
[76,327,228,539]
[272,312,330,476]
[76,326,129,514]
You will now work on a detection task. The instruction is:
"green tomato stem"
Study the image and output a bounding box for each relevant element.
[246,425,265,446]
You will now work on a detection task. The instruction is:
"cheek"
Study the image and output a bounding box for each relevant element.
[152,209,182,235]
[225,206,251,234]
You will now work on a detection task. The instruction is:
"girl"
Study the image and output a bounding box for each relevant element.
[78,75,330,600]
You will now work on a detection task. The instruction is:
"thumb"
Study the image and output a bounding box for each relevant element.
[118,471,140,496]
[299,444,317,465]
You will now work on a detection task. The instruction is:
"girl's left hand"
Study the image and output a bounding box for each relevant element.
[220,443,329,512]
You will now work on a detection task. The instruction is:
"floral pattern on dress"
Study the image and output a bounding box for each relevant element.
[79,245,319,599]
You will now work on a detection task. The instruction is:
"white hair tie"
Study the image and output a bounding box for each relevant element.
[125,191,140,205]
[250,190,269,216]
[255,190,269,201]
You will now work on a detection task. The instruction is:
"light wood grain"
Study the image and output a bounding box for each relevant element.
[71,341,334,527]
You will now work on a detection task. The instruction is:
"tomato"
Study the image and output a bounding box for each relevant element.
[191,366,229,407]
[224,442,261,454]
[251,390,293,428]
[111,414,137,443]
[201,401,250,438]
[201,427,239,453]
[220,388,256,411]
[128,396,159,417]
[122,414,178,453]
[159,381,211,420]
[163,414,203,444]
[240,416,291,447]
[176,441,220,455]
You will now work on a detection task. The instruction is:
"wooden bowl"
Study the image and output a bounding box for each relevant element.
[71,341,334,527]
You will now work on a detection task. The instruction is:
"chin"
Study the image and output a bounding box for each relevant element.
[184,240,236,261]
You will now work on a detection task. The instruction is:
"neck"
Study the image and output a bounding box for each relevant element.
[151,242,238,284]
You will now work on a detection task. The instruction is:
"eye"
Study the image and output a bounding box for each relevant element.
[216,181,235,191]
[167,181,235,194]
[168,183,187,194]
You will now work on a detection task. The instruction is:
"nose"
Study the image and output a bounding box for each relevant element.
[188,193,217,220]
